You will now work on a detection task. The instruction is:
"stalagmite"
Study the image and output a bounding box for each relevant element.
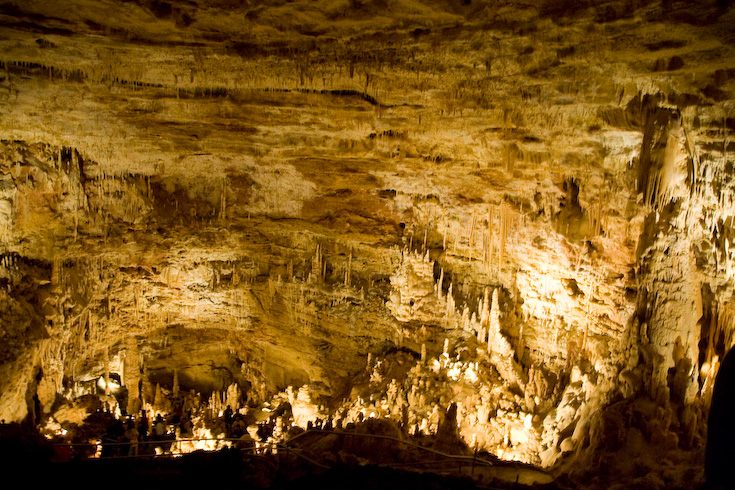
[123,336,140,411]
[481,287,490,326]
[172,370,179,398]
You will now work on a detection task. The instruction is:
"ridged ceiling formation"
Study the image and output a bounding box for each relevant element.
[1,0,735,487]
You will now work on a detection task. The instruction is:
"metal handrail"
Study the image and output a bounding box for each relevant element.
[53,429,502,469]
[51,435,328,468]
[52,428,548,481]
[49,429,547,490]
[285,429,499,469]
[284,429,537,490]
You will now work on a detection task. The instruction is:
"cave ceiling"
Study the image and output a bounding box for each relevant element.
[1,0,735,474]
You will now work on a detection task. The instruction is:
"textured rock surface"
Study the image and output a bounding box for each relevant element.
[1,0,734,486]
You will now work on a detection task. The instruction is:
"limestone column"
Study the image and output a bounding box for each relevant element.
[123,336,141,414]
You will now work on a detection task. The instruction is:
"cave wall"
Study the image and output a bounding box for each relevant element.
[0,0,734,474]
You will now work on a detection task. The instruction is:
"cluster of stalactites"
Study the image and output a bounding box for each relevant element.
[0,254,18,286]
[644,122,691,211]
[441,202,517,278]
[585,203,606,238]
[307,242,356,288]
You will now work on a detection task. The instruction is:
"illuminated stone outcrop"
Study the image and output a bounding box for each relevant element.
[0,0,734,487]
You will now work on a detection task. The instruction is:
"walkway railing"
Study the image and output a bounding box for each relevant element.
[52,428,546,488]
[285,429,499,475]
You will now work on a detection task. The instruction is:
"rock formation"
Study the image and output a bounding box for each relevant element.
[0,0,734,487]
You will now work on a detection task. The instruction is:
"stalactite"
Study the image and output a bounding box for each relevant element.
[486,206,494,273]
[468,211,477,261]
[587,203,604,237]
[518,322,525,357]
[497,202,514,275]
[345,247,352,287]
[220,177,227,221]
[437,268,444,300]
[453,223,460,253]
[312,244,322,283]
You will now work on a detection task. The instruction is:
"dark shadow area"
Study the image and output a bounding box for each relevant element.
[705,347,735,489]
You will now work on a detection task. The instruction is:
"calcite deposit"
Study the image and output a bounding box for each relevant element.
[1,0,735,487]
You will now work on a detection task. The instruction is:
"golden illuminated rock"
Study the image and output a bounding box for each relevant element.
[0,0,734,487]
